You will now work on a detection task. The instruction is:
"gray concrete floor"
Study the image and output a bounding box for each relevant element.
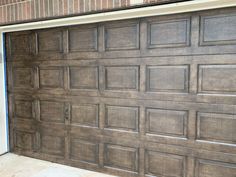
[0,153,116,177]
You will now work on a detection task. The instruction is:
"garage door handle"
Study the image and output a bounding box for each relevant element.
[64,107,70,121]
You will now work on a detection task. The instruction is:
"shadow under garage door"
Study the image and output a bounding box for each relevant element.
[6,7,236,177]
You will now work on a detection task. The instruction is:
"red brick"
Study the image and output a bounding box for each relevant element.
[30,0,35,19]
[58,0,64,16]
[3,6,6,23]
[0,7,2,22]
[25,1,30,20]
[108,0,113,9]
[91,0,96,11]
[0,0,183,25]
[48,0,53,16]
[74,0,79,13]
[68,0,74,14]
[22,2,27,20]
[96,0,102,10]
[84,0,90,12]
[63,0,68,15]
[121,0,127,7]
[79,0,84,13]
[102,0,108,9]
[114,0,121,8]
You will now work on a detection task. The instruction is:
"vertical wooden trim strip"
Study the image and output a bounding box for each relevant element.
[99,143,104,167]
[140,65,146,93]
[64,66,70,91]
[139,147,145,176]
[63,28,69,54]
[34,66,39,89]
[139,106,145,136]
[99,103,105,129]
[189,64,198,94]
[98,25,105,52]
[188,110,197,140]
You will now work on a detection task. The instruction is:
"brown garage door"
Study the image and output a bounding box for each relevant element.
[6,8,236,177]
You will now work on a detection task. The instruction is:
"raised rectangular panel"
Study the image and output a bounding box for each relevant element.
[71,104,99,127]
[40,101,65,123]
[15,131,34,150]
[200,14,236,45]
[146,65,189,93]
[146,108,187,137]
[199,65,236,94]
[69,27,98,52]
[104,144,138,172]
[70,139,99,164]
[39,67,64,89]
[145,150,185,177]
[41,134,64,156]
[13,67,33,88]
[105,22,139,50]
[14,100,33,119]
[196,159,236,177]
[37,29,63,53]
[69,67,98,90]
[148,18,190,48]
[9,34,31,56]
[197,112,236,144]
[105,105,139,131]
[105,66,139,90]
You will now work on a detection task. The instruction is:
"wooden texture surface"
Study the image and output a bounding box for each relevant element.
[6,7,236,177]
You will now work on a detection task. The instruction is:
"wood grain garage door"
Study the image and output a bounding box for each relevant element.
[6,8,236,177]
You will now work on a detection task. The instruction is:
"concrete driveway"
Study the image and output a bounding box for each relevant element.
[0,153,116,177]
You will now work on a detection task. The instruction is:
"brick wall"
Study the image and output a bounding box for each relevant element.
[0,0,185,25]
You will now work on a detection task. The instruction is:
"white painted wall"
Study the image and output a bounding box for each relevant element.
[0,33,8,155]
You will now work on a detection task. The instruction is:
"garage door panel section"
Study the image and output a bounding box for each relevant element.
[6,9,236,62]
[200,13,236,46]
[104,144,139,172]
[195,159,236,177]
[39,125,66,157]
[105,66,139,91]
[146,65,189,93]
[71,103,99,127]
[35,28,64,60]
[143,9,236,56]
[39,100,66,124]
[37,29,63,53]
[69,25,98,52]
[146,108,188,138]
[69,66,99,90]
[6,31,35,59]
[14,130,36,151]
[7,7,236,177]
[142,14,192,57]
[39,67,64,89]
[14,99,34,120]
[104,20,140,51]
[197,112,236,145]
[40,134,65,157]
[105,105,139,132]
[198,65,236,94]
[70,138,99,165]
[145,150,186,177]
[12,67,34,89]
[147,17,191,48]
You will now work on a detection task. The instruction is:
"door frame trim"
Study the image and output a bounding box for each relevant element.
[0,0,235,154]
[0,33,8,155]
